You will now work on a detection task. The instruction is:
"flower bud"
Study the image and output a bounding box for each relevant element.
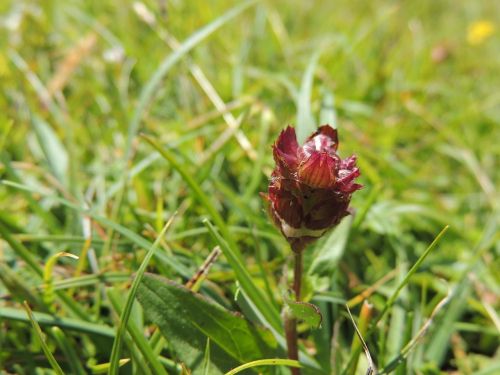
[264,125,362,252]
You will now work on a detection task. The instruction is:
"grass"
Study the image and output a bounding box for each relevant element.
[0,0,499,374]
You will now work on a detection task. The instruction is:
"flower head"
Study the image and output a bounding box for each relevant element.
[264,125,362,252]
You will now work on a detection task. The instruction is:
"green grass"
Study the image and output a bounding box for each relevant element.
[0,0,499,374]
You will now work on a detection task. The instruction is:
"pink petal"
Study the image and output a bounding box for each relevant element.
[298,151,337,188]
[336,168,363,193]
[340,155,357,170]
[273,126,299,169]
[300,125,339,158]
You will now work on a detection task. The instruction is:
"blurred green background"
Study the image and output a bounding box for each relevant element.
[0,0,498,374]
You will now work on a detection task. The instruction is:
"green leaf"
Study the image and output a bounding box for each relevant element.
[141,134,241,258]
[373,225,450,326]
[224,358,302,375]
[125,0,258,160]
[108,217,174,374]
[51,327,87,375]
[23,301,64,375]
[43,252,79,309]
[319,87,337,126]
[0,306,115,338]
[296,50,321,143]
[136,274,277,374]
[90,359,130,374]
[202,339,211,375]
[309,216,352,277]
[31,115,68,184]
[203,219,282,332]
[286,300,323,329]
[107,289,168,375]
[2,180,191,278]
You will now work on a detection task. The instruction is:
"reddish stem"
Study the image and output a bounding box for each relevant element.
[285,251,302,375]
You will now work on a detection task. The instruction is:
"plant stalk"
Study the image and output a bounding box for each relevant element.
[285,250,303,375]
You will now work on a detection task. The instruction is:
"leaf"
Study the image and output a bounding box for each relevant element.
[0,306,115,338]
[374,225,450,326]
[296,50,321,143]
[31,115,68,184]
[43,252,79,309]
[1,180,191,278]
[136,274,277,374]
[202,339,211,375]
[224,359,302,375]
[23,301,64,375]
[50,327,87,375]
[141,134,240,257]
[286,300,323,329]
[107,289,168,375]
[108,217,174,375]
[89,359,130,374]
[203,220,282,332]
[309,216,352,277]
[319,87,337,127]
[125,0,258,159]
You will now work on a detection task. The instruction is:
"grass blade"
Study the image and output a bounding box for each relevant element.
[203,219,281,332]
[90,359,130,374]
[107,290,168,375]
[51,326,87,375]
[23,301,64,375]
[141,134,240,257]
[373,225,450,326]
[296,50,321,143]
[43,252,79,309]
[0,307,115,337]
[2,180,190,277]
[107,215,175,374]
[0,221,43,277]
[124,0,258,159]
[224,359,301,375]
[202,339,211,375]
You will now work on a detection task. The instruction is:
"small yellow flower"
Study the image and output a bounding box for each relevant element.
[467,20,495,45]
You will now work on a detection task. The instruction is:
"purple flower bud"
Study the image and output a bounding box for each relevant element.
[263,125,362,252]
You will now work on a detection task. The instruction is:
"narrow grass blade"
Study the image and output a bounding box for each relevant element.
[31,115,68,184]
[202,339,211,375]
[242,107,271,201]
[203,219,281,332]
[185,246,222,292]
[90,359,130,374]
[345,304,377,375]
[125,0,258,159]
[141,134,240,257]
[108,215,175,375]
[374,225,450,325]
[0,118,13,150]
[296,50,321,143]
[380,291,451,374]
[0,263,46,310]
[51,326,87,375]
[2,180,190,277]
[319,88,337,126]
[0,152,61,231]
[0,307,115,337]
[42,272,130,291]
[23,301,64,375]
[0,221,43,276]
[43,252,79,309]
[224,359,301,375]
[107,290,168,375]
